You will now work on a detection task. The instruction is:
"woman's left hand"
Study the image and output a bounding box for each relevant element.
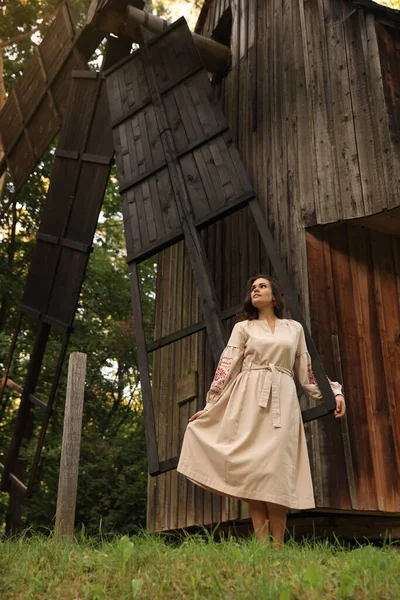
[334,394,346,418]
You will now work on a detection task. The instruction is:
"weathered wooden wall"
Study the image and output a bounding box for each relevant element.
[306,223,400,513]
[147,0,400,531]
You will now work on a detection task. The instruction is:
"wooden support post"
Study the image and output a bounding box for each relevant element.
[0,321,51,492]
[0,312,22,417]
[129,264,160,476]
[55,352,87,540]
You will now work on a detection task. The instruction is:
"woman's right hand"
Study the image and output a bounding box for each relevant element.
[188,409,207,422]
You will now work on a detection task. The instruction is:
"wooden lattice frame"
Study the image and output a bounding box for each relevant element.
[0,2,87,192]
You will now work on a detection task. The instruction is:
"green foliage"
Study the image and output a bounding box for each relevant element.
[1,534,400,599]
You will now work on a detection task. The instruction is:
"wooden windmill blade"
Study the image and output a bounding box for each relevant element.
[0,32,135,496]
[104,17,339,477]
[0,1,87,193]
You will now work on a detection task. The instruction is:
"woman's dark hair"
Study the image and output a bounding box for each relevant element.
[237,274,284,321]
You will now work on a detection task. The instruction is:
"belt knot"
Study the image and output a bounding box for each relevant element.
[242,362,294,428]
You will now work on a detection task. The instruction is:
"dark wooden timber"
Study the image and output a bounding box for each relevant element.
[0,321,50,492]
[146,304,241,354]
[26,332,71,497]
[129,263,160,475]
[0,313,22,414]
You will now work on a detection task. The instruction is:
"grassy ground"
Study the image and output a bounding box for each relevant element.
[1,531,399,599]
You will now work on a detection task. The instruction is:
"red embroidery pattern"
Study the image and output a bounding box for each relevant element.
[211,356,233,392]
[307,361,317,385]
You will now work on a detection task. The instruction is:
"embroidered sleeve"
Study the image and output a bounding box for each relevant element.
[209,355,234,394]
[294,324,344,403]
[204,322,246,410]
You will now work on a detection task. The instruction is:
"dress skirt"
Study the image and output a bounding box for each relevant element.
[177,319,344,509]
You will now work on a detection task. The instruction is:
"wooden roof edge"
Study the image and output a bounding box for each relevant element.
[352,0,400,23]
[194,0,400,34]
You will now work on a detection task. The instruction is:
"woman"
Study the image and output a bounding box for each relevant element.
[177,275,346,545]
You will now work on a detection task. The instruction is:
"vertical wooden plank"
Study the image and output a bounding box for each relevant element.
[289,0,313,320]
[319,231,357,509]
[141,181,157,244]
[287,1,313,502]
[369,230,400,510]
[376,22,400,168]
[333,224,379,510]
[180,153,212,219]
[363,13,398,211]
[390,235,400,473]
[331,333,358,509]
[301,0,341,224]
[342,10,385,216]
[265,0,275,237]
[280,0,291,275]
[305,229,329,507]
[322,0,364,220]
[208,142,236,202]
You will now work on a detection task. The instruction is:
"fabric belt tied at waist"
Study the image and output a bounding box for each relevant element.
[241,362,294,428]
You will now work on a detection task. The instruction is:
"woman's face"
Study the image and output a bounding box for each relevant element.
[250,278,274,309]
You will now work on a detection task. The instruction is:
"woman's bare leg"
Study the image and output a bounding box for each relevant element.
[249,500,270,542]
[266,502,288,546]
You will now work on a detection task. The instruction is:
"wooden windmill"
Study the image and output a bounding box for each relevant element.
[145,0,400,536]
[0,0,342,524]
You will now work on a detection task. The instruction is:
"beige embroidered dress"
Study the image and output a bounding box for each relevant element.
[177,318,343,509]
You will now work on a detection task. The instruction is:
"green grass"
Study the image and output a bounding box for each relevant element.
[1,530,399,599]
